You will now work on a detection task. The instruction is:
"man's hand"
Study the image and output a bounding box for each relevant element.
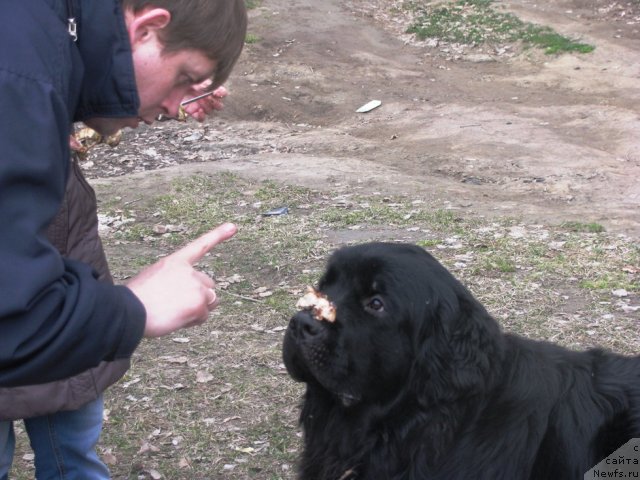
[182,82,228,122]
[126,223,237,338]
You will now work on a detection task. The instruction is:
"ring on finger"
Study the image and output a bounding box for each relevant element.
[207,288,217,306]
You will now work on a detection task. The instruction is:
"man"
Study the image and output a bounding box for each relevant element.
[0,0,247,477]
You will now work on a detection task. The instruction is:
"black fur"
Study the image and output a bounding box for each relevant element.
[282,242,640,480]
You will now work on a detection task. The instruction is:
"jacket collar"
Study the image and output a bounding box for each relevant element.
[73,0,140,121]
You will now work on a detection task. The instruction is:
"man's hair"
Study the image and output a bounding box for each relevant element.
[121,0,247,87]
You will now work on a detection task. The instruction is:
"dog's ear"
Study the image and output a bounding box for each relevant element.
[409,281,505,406]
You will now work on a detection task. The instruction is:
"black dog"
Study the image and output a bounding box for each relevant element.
[282,242,640,479]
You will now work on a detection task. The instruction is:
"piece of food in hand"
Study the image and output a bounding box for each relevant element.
[296,287,336,323]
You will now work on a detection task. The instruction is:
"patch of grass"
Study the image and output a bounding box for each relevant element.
[154,176,232,235]
[319,204,408,226]
[416,239,440,248]
[561,221,606,233]
[244,0,262,45]
[244,0,262,49]
[521,26,595,54]
[406,0,595,54]
[483,255,517,273]
[580,275,637,292]
[244,0,262,9]
[407,0,522,45]
[253,180,313,206]
[115,223,155,242]
[319,202,463,231]
[245,33,260,44]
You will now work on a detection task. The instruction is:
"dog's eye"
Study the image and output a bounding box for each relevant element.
[366,297,385,313]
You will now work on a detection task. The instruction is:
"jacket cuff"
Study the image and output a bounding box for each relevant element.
[98,283,146,359]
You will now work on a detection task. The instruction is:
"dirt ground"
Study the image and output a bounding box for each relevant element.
[85,0,640,236]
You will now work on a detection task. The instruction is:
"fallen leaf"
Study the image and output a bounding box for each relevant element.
[148,469,162,480]
[152,224,184,235]
[102,449,117,465]
[612,289,629,298]
[138,441,160,454]
[234,446,256,454]
[162,356,188,364]
[196,371,215,383]
[121,378,141,388]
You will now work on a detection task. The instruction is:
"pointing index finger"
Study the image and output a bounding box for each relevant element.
[171,223,237,265]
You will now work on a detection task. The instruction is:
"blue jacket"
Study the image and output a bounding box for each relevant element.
[0,0,146,417]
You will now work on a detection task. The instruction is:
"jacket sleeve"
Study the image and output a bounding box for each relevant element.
[0,68,146,387]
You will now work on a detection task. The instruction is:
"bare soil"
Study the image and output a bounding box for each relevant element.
[86,0,640,236]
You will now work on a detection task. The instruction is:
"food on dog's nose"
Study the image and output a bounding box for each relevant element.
[296,287,336,323]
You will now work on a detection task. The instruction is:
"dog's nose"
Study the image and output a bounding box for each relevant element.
[290,311,325,339]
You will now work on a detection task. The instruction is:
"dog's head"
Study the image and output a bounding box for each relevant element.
[282,242,504,408]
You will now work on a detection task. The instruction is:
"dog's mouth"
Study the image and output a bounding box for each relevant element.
[285,296,364,407]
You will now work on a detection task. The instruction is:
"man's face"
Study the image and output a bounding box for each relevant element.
[85,7,216,136]
[132,44,216,124]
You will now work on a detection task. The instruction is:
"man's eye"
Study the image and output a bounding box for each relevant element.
[180,75,195,86]
[366,297,384,312]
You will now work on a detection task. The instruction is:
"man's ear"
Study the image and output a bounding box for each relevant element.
[124,7,171,47]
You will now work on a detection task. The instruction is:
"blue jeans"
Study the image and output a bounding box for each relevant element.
[0,396,109,480]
